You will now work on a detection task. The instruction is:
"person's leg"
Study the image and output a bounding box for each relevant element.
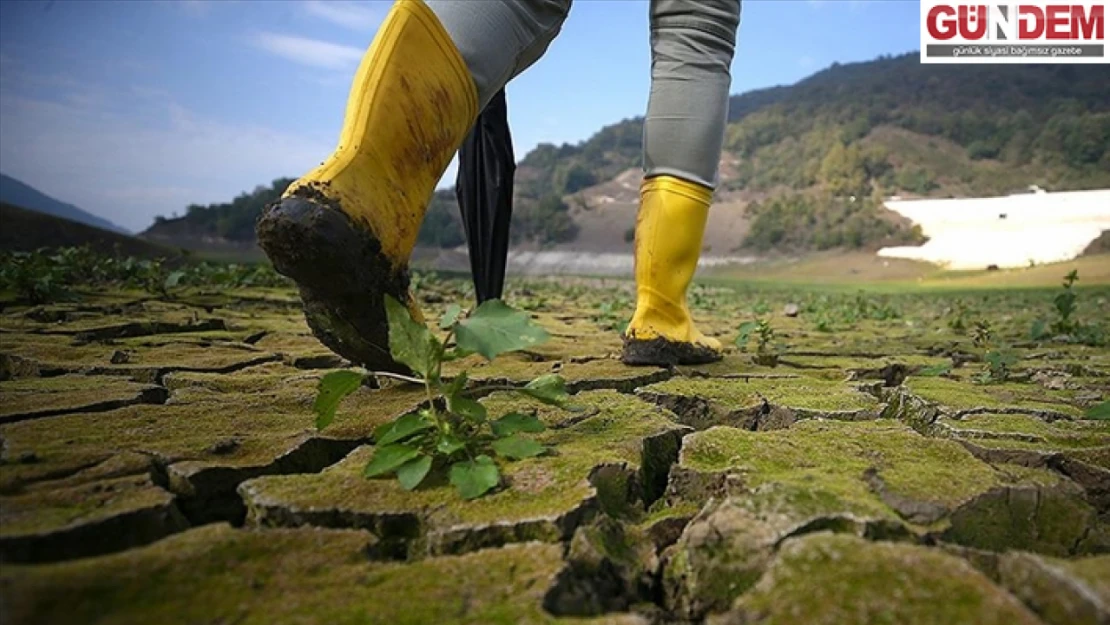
[622,0,741,366]
[427,0,571,111]
[256,0,570,373]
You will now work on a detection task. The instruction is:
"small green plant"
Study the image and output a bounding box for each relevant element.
[967,320,1015,384]
[313,296,576,500]
[1051,269,1079,334]
[0,251,72,304]
[593,300,630,333]
[812,311,835,333]
[947,300,970,333]
[970,320,993,348]
[736,318,781,366]
[916,362,953,377]
[1030,270,1106,347]
[1086,401,1110,421]
[689,285,720,311]
[978,348,1017,384]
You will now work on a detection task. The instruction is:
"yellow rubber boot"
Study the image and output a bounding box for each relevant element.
[256,0,478,373]
[621,175,723,367]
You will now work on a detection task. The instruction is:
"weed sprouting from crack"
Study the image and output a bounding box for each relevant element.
[312,296,582,501]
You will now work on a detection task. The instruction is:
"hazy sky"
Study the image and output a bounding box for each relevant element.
[0,0,920,232]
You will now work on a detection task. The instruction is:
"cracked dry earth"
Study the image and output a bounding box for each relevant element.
[1,278,1108,625]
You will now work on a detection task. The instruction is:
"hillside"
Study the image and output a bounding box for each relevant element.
[144,52,1110,257]
[0,174,129,234]
[0,203,180,259]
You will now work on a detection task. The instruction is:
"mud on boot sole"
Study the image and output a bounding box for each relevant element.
[619,336,723,367]
[255,194,412,374]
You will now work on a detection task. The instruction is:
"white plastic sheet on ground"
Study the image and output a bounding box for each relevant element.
[878,189,1110,270]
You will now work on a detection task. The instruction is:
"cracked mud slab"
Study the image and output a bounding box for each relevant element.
[662,419,1108,617]
[0,522,639,625]
[240,390,687,557]
[0,474,188,564]
[0,374,168,423]
[933,413,1110,472]
[1,301,227,335]
[0,366,425,525]
[710,532,1043,625]
[997,552,1110,625]
[444,354,671,393]
[0,333,282,382]
[637,375,885,430]
[931,413,1110,512]
[671,419,1102,548]
[906,376,1086,419]
[933,413,1110,453]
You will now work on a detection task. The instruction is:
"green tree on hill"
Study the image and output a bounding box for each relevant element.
[819,142,869,198]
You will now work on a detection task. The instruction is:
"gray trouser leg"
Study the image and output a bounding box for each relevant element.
[644,0,741,189]
[425,0,573,111]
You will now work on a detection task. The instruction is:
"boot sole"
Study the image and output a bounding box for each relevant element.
[620,336,723,367]
[255,192,413,374]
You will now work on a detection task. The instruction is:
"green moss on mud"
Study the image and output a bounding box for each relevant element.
[943,481,1100,558]
[240,390,681,547]
[934,413,1110,451]
[674,354,770,378]
[0,475,173,537]
[0,375,163,421]
[641,375,881,416]
[1067,446,1110,470]
[906,377,1083,417]
[719,533,1042,625]
[679,420,998,521]
[444,355,668,391]
[782,354,944,372]
[0,523,595,625]
[998,552,1110,625]
[0,333,281,377]
[0,372,421,493]
[1062,555,1110,601]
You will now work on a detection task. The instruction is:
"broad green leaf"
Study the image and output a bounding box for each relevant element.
[444,371,468,398]
[455,299,550,360]
[519,374,570,407]
[437,433,467,455]
[491,412,546,438]
[492,435,546,460]
[1030,319,1048,340]
[384,295,439,377]
[364,444,420,478]
[449,455,500,500]
[376,410,435,446]
[1085,401,1110,420]
[373,420,395,442]
[916,363,952,377]
[439,304,464,329]
[444,371,484,422]
[396,455,433,490]
[164,271,185,289]
[735,321,759,350]
[447,393,488,423]
[313,370,364,430]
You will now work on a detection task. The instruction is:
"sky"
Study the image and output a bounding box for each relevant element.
[0,0,921,233]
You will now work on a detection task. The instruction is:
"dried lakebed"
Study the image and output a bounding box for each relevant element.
[1,278,1108,625]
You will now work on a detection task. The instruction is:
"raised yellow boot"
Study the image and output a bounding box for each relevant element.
[256,0,477,373]
[621,175,723,366]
